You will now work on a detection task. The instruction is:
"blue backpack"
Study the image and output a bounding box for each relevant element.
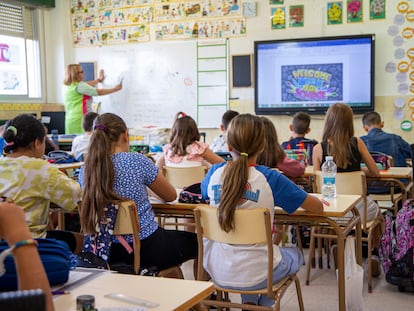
[0,238,76,291]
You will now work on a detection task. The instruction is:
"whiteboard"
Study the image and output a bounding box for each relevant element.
[95,41,198,128]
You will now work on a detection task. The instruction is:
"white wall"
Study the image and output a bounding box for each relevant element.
[42,1,412,144]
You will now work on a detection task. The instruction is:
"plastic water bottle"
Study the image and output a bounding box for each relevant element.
[321,156,337,199]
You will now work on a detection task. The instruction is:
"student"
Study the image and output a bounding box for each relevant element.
[0,201,54,311]
[361,111,411,167]
[312,103,382,275]
[79,113,197,271]
[209,109,239,153]
[312,103,380,177]
[281,111,318,164]
[71,111,99,160]
[0,114,81,238]
[201,113,323,307]
[156,111,224,169]
[63,64,122,134]
[257,116,305,178]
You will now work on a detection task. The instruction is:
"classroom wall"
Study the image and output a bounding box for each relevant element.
[41,1,412,145]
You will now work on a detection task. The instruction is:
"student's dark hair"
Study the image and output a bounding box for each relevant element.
[256,117,285,167]
[2,114,45,154]
[81,113,127,234]
[219,114,265,232]
[169,111,200,156]
[221,110,239,130]
[82,112,99,132]
[362,111,381,127]
[292,111,311,135]
[322,103,355,168]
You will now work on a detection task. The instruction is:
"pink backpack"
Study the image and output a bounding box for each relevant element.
[379,199,414,289]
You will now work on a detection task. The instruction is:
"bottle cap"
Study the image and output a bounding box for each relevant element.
[325,156,333,161]
[76,295,95,310]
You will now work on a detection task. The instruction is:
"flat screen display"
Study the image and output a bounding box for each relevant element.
[254,34,375,115]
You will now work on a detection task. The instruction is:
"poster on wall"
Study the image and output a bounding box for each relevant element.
[370,0,386,20]
[327,1,343,25]
[0,35,27,95]
[347,0,363,23]
[271,6,286,29]
[289,5,304,27]
[281,63,343,103]
[269,0,284,4]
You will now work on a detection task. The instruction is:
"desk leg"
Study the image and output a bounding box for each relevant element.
[57,212,65,230]
[336,227,346,311]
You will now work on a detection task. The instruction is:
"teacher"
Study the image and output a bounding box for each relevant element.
[63,64,122,134]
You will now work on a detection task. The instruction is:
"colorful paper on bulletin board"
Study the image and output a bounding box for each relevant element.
[289,5,304,27]
[270,0,284,4]
[271,7,286,30]
[327,2,343,25]
[347,0,363,23]
[370,0,386,20]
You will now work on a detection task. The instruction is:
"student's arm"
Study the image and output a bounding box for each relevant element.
[301,194,324,213]
[358,138,380,177]
[155,154,166,171]
[312,143,323,171]
[0,203,54,311]
[202,148,225,165]
[148,171,177,202]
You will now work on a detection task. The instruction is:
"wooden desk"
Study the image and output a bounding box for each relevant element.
[54,161,84,172]
[54,271,214,311]
[367,167,413,199]
[274,193,362,311]
[152,194,362,311]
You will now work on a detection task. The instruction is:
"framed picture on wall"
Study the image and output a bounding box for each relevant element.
[327,1,343,25]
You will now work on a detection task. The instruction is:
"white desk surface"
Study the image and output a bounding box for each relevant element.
[54,271,214,311]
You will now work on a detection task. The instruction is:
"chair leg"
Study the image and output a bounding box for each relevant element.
[306,227,317,285]
[317,235,323,269]
[367,237,373,293]
[294,275,305,311]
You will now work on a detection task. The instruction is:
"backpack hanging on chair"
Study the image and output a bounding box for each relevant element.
[379,199,414,292]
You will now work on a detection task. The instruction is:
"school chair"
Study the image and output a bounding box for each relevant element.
[161,166,207,229]
[163,166,207,189]
[194,205,304,311]
[366,152,404,216]
[113,201,184,278]
[309,171,383,292]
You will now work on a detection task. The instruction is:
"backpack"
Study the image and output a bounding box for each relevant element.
[370,151,391,170]
[47,150,77,164]
[379,199,414,291]
[0,238,76,291]
[178,183,209,204]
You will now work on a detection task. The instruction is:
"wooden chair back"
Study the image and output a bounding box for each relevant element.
[113,201,140,274]
[163,166,206,189]
[113,201,184,278]
[194,205,304,310]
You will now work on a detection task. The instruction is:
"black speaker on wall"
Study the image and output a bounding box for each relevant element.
[232,54,252,87]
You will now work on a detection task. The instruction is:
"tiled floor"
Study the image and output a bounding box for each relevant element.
[182,248,414,310]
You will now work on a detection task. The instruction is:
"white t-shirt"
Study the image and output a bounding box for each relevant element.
[201,162,307,287]
[71,134,91,160]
